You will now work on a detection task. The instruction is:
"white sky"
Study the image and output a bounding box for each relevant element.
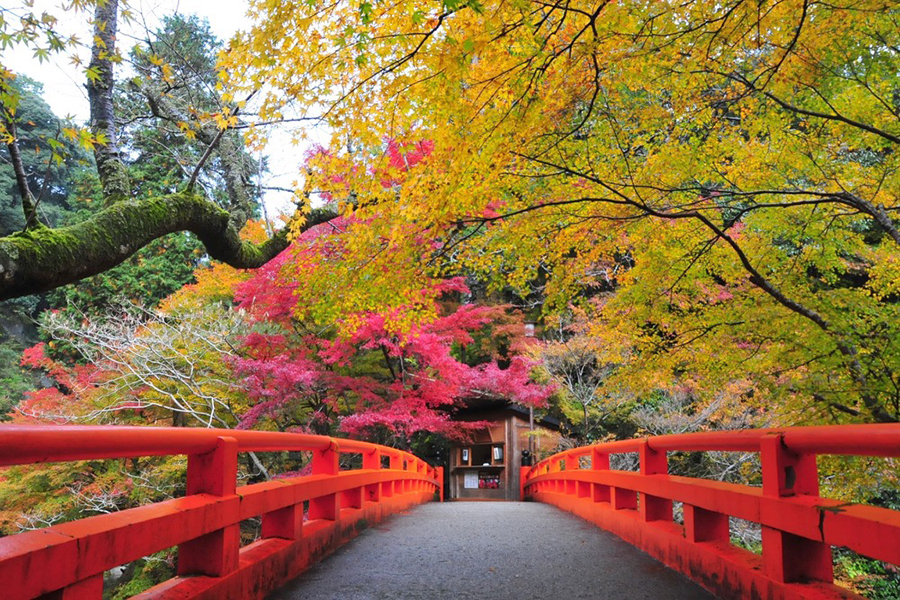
[2,0,322,217]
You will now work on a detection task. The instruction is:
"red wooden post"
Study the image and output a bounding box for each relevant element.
[760,434,833,583]
[436,466,444,501]
[520,466,531,501]
[577,481,590,498]
[389,454,403,495]
[185,436,238,496]
[380,453,399,497]
[363,449,381,470]
[309,441,340,520]
[639,440,672,522]
[262,503,304,541]
[683,505,729,543]
[611,486,637,510]
[407,458,416,494]
[178,436,240,577]
[364,449,382,503]
[592,449,611,503]
[563,454,578,495]
[341,487,364,509]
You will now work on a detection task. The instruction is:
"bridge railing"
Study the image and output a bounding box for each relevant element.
[0,425,443,600]
[523,424,900,600]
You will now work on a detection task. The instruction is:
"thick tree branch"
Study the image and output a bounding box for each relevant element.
[0,194,337,301]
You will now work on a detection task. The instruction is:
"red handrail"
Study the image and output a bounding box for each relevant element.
[522,424,900,600]
[0,425,443,600]
[0,425,433,466]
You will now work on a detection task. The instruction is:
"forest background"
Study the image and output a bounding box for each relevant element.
[0,0,898,597]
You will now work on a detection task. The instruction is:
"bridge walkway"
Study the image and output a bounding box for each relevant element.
[270,502,716,600]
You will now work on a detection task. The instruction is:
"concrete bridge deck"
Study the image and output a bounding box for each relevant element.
[269,502,717,599]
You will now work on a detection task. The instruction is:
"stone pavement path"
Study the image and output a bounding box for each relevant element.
[268,502,717,600]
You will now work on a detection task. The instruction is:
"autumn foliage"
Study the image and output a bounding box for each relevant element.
[234,220,551,441]
[2,2,899,594]
[221,0,900,425]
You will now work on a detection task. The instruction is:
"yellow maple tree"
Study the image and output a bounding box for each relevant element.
[221,0,899,424]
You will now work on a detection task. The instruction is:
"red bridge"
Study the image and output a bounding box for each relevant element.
[0,424,897,599]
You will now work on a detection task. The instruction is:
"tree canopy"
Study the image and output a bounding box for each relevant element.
[221,0,900,423]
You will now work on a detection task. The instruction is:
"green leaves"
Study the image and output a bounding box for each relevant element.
[31,47,49,63]
[442,0,484,14]
[358,1,374,24]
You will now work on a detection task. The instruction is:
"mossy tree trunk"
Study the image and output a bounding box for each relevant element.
[0,196,334,300]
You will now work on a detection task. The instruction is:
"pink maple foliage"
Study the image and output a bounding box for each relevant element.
[234,263,551,442]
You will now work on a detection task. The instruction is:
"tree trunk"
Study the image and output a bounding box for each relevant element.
[583,404,589,441]
[87,0,130,200]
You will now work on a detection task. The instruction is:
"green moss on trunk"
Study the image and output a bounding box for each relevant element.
[0,193,335,301]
